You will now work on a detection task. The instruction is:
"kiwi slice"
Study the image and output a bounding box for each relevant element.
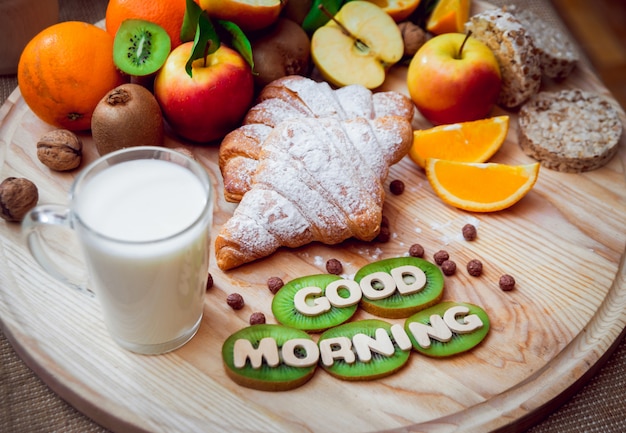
[222,324,318,391]
[354,257,445,319]
[404,301,490,357]
[113,19,171,76]
[318,319,410,381]
[272,274,359,333]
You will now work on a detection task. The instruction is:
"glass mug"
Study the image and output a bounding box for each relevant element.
[22,147,213,355]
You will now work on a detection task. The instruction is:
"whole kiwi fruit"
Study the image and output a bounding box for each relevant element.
[91,83,164,156]
[250,18,311,89]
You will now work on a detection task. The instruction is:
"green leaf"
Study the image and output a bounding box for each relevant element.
[217,20,254,70]
[185,11,221,78]
[181,0,203,43]
[302,0,345,34]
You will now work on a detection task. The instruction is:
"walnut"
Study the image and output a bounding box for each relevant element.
[0,177,39,222]
[398,21,427,57]
[37,129,82,171]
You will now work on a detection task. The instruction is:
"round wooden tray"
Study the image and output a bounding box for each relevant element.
[1,6,626,433]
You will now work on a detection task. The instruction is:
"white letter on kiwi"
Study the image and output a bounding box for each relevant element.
[407,315,453,349]
[390,265,427,295]
[282,338,320,368]
[233,337,280,369]
[319,336,355,367]
[443,305,483,334]
[325,279,362,307]
[352,328,395,362]
[359,271,396,300]
[294,286,331,316]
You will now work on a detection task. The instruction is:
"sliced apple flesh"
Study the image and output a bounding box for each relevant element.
[311,1,404,89]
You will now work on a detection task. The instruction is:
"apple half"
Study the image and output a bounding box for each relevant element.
[311,1,404,89]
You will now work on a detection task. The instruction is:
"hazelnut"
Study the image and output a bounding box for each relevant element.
[0,177,39,222]
[398,21,428,57]
[37,129,82,171]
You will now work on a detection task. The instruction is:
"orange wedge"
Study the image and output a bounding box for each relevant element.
[425,159,540,212]
[426,0,470,35]
[366,0,422,22]
[409,116,509,169]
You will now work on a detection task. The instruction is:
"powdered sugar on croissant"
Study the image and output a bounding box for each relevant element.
[219,75,415,202]
[215,115,412,271]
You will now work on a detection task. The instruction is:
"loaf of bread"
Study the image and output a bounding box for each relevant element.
[506,5,579,80]
[465,9,541,108]
[215,115,413,270]
[219,75,415,202]
[518,89,622,172]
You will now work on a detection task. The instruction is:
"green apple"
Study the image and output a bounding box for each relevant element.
[407,33,502,125]
[311,1,404,89]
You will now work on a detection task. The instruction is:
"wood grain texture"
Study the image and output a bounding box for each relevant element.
[1,3,625,432]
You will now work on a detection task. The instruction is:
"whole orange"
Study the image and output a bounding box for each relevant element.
[106,0,188,48]
[17,21,125,131]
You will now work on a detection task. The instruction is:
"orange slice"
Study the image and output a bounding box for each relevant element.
[426,0,470,35]
[366,0,422,22]
[409,116,509,169]
[425,158,540,212]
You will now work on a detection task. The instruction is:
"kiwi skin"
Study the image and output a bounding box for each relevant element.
[250,18,311,89]
[91,83,164,156]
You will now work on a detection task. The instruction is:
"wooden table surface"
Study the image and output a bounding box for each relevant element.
[2,0,626,429]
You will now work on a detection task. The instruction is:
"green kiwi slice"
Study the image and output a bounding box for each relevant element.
[222,324,318,391]
[318,319,410,381]
[404,301,490,357]
[113,19,171,76]
[354,257,445,319]
[272,274,359,333]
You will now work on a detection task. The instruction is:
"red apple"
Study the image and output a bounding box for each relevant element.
[407,33,501,125]
[154,42,254,143]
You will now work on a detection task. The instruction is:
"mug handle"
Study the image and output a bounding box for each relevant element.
[22,204,93,296]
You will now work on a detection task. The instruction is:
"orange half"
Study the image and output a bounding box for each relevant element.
[426,0,470,35]
[425,159,540,212]
[409,116,509,168]
[366,0,422,22]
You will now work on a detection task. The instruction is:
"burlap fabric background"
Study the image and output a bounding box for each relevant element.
[1,0,625,431]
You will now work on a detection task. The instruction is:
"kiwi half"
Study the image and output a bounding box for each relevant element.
[113,19,171,76]
[354,257,445,319]
[318,319,410,381]
[404,301,491,357]
[222,324,318,391]
[272,274,358,333]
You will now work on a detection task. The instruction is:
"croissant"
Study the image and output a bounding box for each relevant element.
[219,75,415,202]
[214,114,413,271]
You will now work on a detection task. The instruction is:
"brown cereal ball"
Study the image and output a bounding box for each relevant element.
[466,259,483,277]
[376,225,391,243]
[409,243,425,258]
[326,258,343,275]
[462,224,477,241]
[389,179,405,195]
[433,250,449,265]
[206,273,214,290]
[499,274,516,291]
[441,260,456,276]
[267,276,284,294]
[226,293,245,310]
[249,312,266,325]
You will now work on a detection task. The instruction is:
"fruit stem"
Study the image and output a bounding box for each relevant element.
[318,4,369,50]
[457,31,472,59]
